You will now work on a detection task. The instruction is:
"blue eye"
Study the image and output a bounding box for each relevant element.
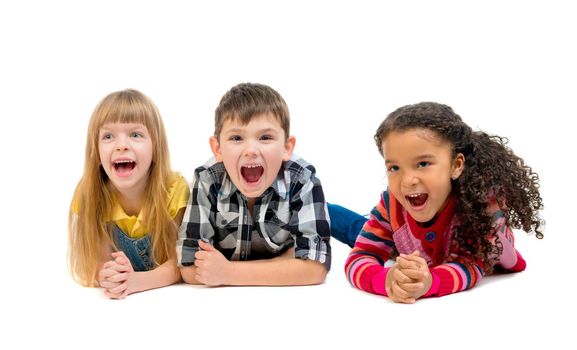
[418,161,429,168]
[130,132,143,138]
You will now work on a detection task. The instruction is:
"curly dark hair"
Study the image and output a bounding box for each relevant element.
[374,102,543,270]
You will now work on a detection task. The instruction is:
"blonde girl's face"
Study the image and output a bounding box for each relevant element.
[98,122,153,198]
[382,129,464,223]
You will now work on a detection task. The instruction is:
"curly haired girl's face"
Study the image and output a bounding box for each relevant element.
[382,128,464,223]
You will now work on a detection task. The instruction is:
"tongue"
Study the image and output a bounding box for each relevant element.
[116,162,135,174]
[408,194,428,207]
[242,166,263,183]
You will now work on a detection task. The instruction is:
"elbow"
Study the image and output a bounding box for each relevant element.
[306,261,328,285]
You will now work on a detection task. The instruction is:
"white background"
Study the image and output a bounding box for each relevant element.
[1,1,574,349]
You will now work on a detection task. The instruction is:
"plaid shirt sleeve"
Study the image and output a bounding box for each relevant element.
[288,163,332,270]
[176,167,217,267]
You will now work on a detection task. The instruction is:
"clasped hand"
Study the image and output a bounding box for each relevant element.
[98,251,134,299]
[385,251,432,304]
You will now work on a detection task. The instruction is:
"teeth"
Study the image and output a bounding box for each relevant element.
[407,193,420,198]
[114,160,134,164]
[243,164,261,168]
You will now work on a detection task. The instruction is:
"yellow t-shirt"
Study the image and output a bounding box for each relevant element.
[71,173,190,239]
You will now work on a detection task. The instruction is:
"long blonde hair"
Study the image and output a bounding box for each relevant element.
[68,89,176,286]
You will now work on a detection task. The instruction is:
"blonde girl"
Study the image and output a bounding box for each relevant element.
[68,89,189,299]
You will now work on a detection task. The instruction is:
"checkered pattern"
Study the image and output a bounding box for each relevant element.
[177,155,331,270]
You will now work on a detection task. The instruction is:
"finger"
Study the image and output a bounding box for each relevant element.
[399,268,427,281]
[111,251,130,265]
[107,281,128,295]
[104,289,123,299]
[99,268,118,279]
[393,268,415,283]
[111,251,127,258]
[195,250,211,260]
[198,239,215,251]
[118,288,129,299]
[195,272,207,285]
[399,252,427,265]
[109,263,132,273]
[396,256,421,270]
[395,297,416,304]
[397,281,425,293]
[99,280,121,289]
[102,261,116,269]
[391,280,411,299]
[106,272,129,283]
[390,282,416,304]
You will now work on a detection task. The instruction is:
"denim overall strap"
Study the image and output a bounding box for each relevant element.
[111,224,154,271]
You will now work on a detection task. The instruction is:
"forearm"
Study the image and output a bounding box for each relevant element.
[227,257,327,286]
[131,258,181,293]
[346,254,389,295]
[428,262,484,297]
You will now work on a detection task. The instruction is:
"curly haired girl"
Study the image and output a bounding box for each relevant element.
[334,102,543,303]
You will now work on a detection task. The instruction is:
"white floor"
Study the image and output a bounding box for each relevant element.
[1,1,574,349]
[3,221,567,349]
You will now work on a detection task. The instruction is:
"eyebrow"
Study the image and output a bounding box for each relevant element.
[223,127,279,134]
[99,125,147,133]
[385,154,436,164]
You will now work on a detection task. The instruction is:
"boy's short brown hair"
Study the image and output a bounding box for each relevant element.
[214,83,290,140]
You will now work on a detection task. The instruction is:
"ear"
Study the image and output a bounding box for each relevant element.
[283,135,296,161]
[451,153,465,180]
[209,136,222,162]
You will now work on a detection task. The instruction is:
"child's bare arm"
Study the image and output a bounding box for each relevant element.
[192,241,327,286]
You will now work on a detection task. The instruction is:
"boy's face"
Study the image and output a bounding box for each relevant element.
[210,112,295,200]
[381,128,464,223]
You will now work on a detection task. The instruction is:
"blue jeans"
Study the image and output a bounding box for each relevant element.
[327,203,368,247]
[111,224,154,271]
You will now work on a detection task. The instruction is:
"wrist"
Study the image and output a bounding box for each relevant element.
[423,271,440,297]
[128,271,144,294]
[384,266,396,297]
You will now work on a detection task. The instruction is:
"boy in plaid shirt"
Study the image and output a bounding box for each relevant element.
[177,83,331,286]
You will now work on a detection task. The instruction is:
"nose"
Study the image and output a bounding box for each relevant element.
[401,171,419,188]
[243,139,258,157]
[115,135,129,151]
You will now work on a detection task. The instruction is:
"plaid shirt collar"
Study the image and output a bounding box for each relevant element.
[217,166,289,202]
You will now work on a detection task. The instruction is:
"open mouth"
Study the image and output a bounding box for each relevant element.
[241,164,264,183]
[113,160,136,175]
[405,193,428,208]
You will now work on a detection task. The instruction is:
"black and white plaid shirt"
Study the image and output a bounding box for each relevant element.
[177,155,331,270]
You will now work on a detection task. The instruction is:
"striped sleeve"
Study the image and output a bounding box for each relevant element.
[344,192,395,296]
[428,261,485,297]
